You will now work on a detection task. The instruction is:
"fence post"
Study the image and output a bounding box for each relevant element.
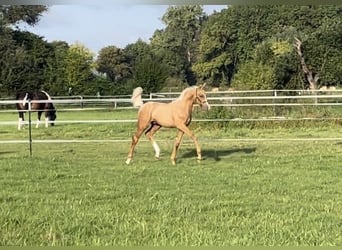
[80,96,84,108]
[273,90,277,117]
[28,100,33,157]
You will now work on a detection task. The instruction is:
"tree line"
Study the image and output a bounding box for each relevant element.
[0,5,341,97]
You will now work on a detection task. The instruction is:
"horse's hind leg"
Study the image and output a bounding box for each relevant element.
[145,124,161,159]
[126,130,143,164]
[170,130,184,165]
[126,119,150,164]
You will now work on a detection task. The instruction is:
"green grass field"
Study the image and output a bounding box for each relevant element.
[0,108,341,246]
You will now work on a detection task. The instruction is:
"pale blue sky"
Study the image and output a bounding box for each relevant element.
[19,5,226,55]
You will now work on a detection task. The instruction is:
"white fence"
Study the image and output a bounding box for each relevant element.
[1,89,342,122]
[2,89,342,104]
[1,89,341,156]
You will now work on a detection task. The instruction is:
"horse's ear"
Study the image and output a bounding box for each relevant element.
[200,83,206,89]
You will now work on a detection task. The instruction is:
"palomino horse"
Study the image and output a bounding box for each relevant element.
[126,84,210,165]
[16,90,57,130]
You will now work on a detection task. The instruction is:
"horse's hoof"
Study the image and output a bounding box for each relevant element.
[155,156,160,160]
[171,160,176,165]
[125,159,131,165]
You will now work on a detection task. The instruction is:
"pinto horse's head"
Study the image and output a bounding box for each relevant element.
[40,91,57,126]
[46,103,57,126]
[195,83,210,111]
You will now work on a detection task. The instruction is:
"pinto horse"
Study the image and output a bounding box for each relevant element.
[126,84,210,165]
[16,90,57,130]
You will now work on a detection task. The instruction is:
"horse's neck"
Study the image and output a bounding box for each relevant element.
[175,93,195,112]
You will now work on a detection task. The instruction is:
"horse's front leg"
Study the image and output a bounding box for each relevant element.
[176,124,202,163]
[18,111,25,130]
[44,110,50,128]
[170,130,184,165]
[36,111,43,128]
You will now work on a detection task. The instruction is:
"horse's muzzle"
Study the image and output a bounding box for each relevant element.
[201,102,210,111]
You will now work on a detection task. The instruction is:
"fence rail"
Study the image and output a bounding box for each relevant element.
[0,90,341,116]
[1,90,342,104]
[0,90,341,118]
[1,90,341,156]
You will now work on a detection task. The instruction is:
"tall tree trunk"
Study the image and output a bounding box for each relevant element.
[294,37,319,90]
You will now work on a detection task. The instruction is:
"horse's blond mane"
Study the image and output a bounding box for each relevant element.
[177,86,198,100]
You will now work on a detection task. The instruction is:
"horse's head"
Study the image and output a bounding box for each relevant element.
[195,83,210,111]
[47,103,57,126]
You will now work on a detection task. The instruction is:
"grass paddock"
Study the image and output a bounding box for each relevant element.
[0,109,341,246]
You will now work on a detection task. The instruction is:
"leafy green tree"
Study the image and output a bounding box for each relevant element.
[96,45,131,82]
[0,5,48,96]
[150,5,206,85]
[42,41,70,95]
[14,31,53,89]
[0,30,22,96]
[193,6,281,87]
[253,30,301,90]
[194,5,342,90]
[0,5,47,27]
[231,61,277,90]
[124,39,171,93]
[295,16,342,88]
[81,77,114,96]
[0,31,53,94]
[125,39,153,66]
[64,42,95,94]
[132,56,169,93]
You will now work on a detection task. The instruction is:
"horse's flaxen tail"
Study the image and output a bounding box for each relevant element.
[131,87,144,108]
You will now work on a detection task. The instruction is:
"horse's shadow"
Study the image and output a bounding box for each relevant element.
[180,147,256,161]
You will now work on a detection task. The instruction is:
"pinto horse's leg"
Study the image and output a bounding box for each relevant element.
[145,124,161,159]
[36,111,42,128]
[44,115,50,128]
[45,117,49,128]
[175,124,202,164]
[44,107,50,128]
[170,130,184,165]
[18,111,25,130]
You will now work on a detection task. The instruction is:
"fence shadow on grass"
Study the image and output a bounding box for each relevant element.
[0,151,16,156]
[180,147,256,162]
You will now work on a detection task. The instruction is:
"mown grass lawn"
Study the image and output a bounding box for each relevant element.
[0,108,342,246]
